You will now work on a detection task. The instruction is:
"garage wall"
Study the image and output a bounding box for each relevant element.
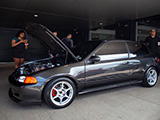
[0,28,17,62]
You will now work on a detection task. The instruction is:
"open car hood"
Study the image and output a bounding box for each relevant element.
[23,23,78,62]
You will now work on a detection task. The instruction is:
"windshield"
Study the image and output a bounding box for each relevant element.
[72,41,102,60]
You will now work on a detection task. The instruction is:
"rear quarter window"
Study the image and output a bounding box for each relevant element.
[127,42,150,58]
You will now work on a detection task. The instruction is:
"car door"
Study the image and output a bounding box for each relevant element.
[126,41,150,80]
[85,41,131,88]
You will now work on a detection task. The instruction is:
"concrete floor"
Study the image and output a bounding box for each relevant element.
[0,63,160,120]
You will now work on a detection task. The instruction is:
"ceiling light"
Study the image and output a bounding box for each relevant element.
[124,24,128,27]
[34,14,38,18]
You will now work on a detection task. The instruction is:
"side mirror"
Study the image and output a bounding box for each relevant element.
[89,55,100,63]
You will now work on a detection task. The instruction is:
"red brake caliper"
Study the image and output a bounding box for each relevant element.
[52,87,57,97]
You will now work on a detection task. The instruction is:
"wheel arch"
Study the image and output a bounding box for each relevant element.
[142,65,158,87]
[41,75,79,100]
[145,65,159,76]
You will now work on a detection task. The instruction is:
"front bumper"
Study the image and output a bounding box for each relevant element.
[8,85,41,105]
[8,73,46,105]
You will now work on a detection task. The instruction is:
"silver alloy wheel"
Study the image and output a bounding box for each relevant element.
[50,81,74,106]
[147,69,157,86]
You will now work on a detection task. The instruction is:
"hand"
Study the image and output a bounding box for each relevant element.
[50,54,54,58]
[24,39,28,43]
[25,43,29,46]
[20,40,25,43]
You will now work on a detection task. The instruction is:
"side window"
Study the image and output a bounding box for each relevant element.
[127,42,150,58]
[95,42,128,61]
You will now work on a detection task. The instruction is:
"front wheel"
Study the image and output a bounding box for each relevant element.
[142,67,158,87]
[43,78,76,108]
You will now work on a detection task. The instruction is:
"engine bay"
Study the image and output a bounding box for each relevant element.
[14,57,65,77]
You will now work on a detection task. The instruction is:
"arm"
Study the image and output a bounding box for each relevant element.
[25,43,28,49]
[48,50,54,58]
[144,37,149,46]
[24,39,28,49]
[11,39,24,47]
[158,37,160,46]
[70,39,74,48]
[144,37,148,42]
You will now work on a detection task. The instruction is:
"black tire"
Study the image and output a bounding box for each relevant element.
[142,67,158,87]
[43,77,76,109]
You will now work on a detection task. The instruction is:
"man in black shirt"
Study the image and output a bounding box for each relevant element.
[62,34,74,49]
[145,29,160,57]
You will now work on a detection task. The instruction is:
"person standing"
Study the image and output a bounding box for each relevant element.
[11,30,28,69]
[145,29,160,57]
[62,34,74,49]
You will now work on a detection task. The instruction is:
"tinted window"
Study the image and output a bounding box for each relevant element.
[95,42,128,61]
[73,41,101,60]
[127,42,150,58]
[96,42,128,55]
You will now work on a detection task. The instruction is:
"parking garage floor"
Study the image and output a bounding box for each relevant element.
[0,63,160,120]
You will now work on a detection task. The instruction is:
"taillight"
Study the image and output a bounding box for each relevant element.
[155,57,160,63]
[158,58,160,63]
[19,76,37,84]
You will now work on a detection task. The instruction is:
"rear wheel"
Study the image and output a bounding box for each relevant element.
[43,78,76,108]
[143,67,158,87]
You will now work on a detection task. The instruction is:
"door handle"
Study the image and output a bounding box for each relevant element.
[123,61,129,65]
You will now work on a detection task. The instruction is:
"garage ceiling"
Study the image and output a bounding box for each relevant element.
[0,0,160,30]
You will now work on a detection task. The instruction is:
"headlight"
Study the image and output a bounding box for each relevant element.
[19,76,37,84]
[19,76,26,82]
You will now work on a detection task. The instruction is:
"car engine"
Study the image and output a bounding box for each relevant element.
[14,57,64,77]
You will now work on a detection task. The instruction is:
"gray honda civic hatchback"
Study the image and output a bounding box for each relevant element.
[9,23,159,108]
